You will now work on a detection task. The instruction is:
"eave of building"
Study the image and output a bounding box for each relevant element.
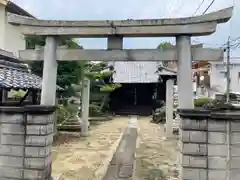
[0,49,63,91]
[6,1,35,18]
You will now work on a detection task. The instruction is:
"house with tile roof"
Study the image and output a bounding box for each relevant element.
[0,1,63,105]
[0,48,63,105]
[110,61,177,115]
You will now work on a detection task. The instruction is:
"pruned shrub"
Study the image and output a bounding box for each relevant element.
[194,98,213,107]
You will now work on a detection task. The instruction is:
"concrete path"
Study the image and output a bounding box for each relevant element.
[103,115,138,180]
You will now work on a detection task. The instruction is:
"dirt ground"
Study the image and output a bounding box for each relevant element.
[134,117,179,180]
[51,117,128,180]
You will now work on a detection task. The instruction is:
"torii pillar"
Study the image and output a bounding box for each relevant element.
[166,78,174,137]
[176,36,194,109]
[40,36,58,138]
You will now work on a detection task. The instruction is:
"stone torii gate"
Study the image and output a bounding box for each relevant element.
[21,43,222,136]
[5,6,233,180]
[8,7,232,136]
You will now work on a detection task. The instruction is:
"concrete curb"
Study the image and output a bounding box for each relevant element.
[102,125,138,180]
[132,126,141,180]
[92,130,125,180]
[52,125,126,180]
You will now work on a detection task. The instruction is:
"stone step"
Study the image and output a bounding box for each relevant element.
[57,125,82,132]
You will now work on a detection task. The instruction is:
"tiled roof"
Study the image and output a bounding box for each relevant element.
[112,61,176,83]
[0,49,63,90]
[0,67,38,90]
[0,66,63,91]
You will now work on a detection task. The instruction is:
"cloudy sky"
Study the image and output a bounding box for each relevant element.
[12,0,239,57]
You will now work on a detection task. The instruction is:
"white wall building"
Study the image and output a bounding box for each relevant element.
[0,0,34,56]
[209,61,240,97]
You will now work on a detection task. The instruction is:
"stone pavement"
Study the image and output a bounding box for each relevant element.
[103,116,138,180]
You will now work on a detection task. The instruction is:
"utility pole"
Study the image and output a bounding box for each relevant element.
[226,36,231,103]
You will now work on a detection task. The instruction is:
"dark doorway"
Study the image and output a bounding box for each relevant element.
[110,75,176,116]
[110,83,156,115]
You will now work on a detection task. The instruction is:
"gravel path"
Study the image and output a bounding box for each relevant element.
[51,117,128,180]
[134,117,179,180]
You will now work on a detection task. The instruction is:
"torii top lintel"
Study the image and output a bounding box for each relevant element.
[8,7,233,37]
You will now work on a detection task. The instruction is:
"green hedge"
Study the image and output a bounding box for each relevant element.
[194,98,213,107]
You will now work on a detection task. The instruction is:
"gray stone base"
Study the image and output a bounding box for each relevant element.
[0,106,55,180]
[179,109,240,180]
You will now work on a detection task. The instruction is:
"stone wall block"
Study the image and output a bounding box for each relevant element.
[181,155,207,168]
[230,157,240,169]
[208,170,227,180]
[180,142,207,156]
[27,114,53,125]
[1,114,24,124]
[180,168,207,180]
[230,170,240,180]
[208,157,227,169]
[208,132,226,144]
[180,130,190,142]
[189,131,207,143]
[1,134,24,145]
[231,145,240,156]
[231,121,240,132]
[1,167,24,179]
[25,134,53,147]
[0,145,24,156]
[0,156,23,168]
[180,118,207,130]
[231,133,240,144]
[24,168,51,180]
[24,157,49,169]
[26,125,52,135]
[2,124,25,135]
[208,144,227,157]
[180,130,207,143]
[47,123,54,134]
[208,121,226,132]
[25,146,51,158]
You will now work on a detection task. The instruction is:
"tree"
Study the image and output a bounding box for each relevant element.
[83,61,121,112]
[156,42,175,82]
[157,42,173,49]
[25,37,83,97]
[84,61,121,92]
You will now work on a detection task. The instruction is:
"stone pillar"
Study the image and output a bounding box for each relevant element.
[2,89,8,103]
[107,36,123,50]
[81,77,90,136]
[179,109,240,180]
[40,36,58,136]
[0,105,55,180]
[41,36,58,105]
[166,79,174,137]
[176,36,194,109]
[107,36,123,66]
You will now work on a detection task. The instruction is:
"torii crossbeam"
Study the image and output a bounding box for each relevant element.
[19,47,223,62]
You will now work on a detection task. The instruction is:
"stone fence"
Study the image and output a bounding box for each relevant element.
[0,105,55,180]
[178,109,240,180]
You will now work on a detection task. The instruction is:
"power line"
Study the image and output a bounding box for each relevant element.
[192,0,205,15]
[202,0,216,14]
